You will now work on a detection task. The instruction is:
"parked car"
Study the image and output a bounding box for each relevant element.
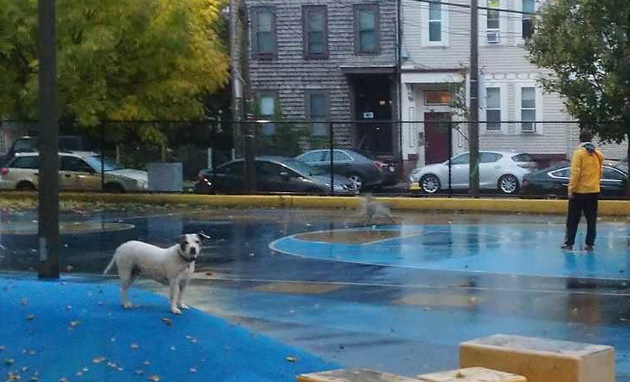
[194,156,358,195]
[295,149,397,190]
[521,162,628,197]
[0,152,148,192]
[409,151,536,194]
[0,135,92,166]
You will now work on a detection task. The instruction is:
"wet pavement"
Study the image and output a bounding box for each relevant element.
[2,206,630,380]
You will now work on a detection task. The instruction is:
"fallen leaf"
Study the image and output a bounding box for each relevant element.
[285,356,297,363]
[135,370,144,375]
[130,343,139,350]
[26,314,35,321]
[92,357,106,364]
[5,358,15,365]
[69,320,81,328]
[161,318,173,326]
[148,375,161,381]
[190,367,197,373]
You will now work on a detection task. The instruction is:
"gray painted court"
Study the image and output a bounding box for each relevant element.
[1,207,630,380]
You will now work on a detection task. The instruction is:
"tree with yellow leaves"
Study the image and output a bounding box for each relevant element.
[0,0,229,144]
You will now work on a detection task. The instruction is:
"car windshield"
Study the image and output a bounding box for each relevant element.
[281,159,326,176]
[83,155,124,172]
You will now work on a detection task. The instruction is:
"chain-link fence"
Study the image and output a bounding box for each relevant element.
[0,119,627,198]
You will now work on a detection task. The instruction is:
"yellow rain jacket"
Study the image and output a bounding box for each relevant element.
[568,142,604,195]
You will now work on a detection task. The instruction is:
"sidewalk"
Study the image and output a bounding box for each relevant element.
[0,275,338,382]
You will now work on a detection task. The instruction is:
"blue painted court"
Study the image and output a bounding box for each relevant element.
[0,277,337,382]
[270,224,630,279]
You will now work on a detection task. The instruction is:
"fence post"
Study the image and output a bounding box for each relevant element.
[448,121,453,197]
[207,148,213,169]
[100,123,105,191]
[244,122,256,193]
[329,121,334,196]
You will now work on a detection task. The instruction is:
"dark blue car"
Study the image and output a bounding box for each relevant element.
[521,162,627,197]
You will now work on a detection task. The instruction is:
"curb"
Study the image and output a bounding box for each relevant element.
[2,191,630,216]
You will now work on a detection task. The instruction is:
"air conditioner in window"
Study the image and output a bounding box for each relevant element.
[521,122,536,133]
[487,31,501,44]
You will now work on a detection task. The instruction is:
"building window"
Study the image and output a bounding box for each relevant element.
[428,1,442,42]
[257,93,276,135]
[486,87,501,131]
[425,90,452,105]
[303,6,328,58]
[306,91,329,136]
[486,0,500,43]
[522,0,535,39]
[520,87,536,132]
[354,4,380,54]
[253,8,276,58]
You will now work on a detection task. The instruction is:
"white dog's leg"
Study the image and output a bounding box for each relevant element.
[177,279,190,310]
[169,280,182,315]
[121,278,133,309]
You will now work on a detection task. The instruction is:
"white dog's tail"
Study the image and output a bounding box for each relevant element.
[103,255,117,276]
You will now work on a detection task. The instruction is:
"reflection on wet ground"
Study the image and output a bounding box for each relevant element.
[2,207,630,380]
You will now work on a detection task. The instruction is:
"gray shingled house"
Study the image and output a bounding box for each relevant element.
[240,0,400,160]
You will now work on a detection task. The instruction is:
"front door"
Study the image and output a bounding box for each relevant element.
[353,75,393,155]
[424,112,451,165]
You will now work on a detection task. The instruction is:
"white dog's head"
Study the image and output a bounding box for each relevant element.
[178,233,210,261]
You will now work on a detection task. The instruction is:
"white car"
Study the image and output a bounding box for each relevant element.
[0,151,148,192]
[409,151,536,194]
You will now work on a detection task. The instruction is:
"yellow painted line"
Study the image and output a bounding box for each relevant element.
[395,292,484,308]
[251,282,344,295]
[2,191,630,216]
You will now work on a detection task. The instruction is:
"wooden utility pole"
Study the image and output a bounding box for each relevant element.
[38,0,60,279]
[469,0,480,198]
[230,0,243,132]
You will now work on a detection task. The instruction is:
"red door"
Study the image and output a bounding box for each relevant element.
[424,113,451,164]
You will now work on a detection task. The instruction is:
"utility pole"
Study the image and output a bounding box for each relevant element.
[469,0,480,198]
[230,0,243,137]
[38,0,60,279]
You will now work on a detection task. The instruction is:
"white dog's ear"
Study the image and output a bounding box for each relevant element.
[197,232,211,240]
[179,235,187,251]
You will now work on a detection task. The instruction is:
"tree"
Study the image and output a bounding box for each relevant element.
[527,0,630,192]
[0,0,229,144]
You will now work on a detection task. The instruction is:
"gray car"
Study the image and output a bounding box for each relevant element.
[0,152,148,192]
[195,156,358,195]
[295,149,396,190]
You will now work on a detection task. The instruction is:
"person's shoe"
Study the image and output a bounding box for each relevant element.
[561,244,573,250]
[585,245,594,251]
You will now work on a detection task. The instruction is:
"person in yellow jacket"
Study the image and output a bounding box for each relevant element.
[561,129,604,251]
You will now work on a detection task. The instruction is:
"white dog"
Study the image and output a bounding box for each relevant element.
[359,195,396,225]
[103,233,210,314]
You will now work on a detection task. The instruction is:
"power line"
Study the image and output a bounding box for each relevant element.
[409,0,535,16]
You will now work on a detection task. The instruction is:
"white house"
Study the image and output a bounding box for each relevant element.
[399,0,624,171]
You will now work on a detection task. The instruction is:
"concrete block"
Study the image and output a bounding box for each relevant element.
[459,334,614,382]
[417,367,526,381]
[298,369,422,382]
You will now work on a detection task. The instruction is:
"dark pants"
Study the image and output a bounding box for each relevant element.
[564,193,599,246]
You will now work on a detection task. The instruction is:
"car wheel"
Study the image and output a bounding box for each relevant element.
[104,183,125,193]
[15,182,36,191]
[420,174,441,194]
[498,174,519,194]
[347,173,364,190]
